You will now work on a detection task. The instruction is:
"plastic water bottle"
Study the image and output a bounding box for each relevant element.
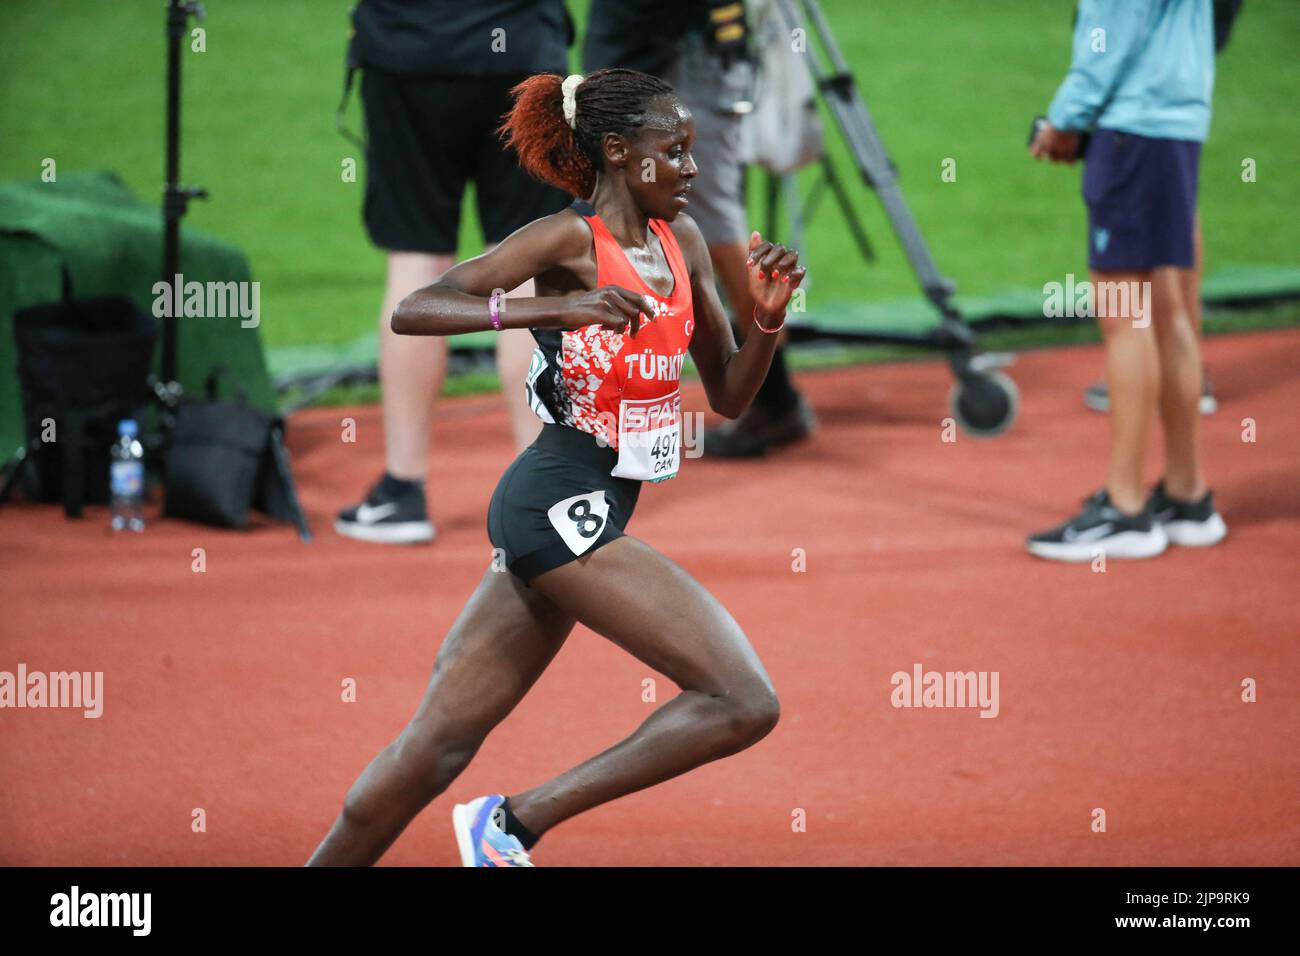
[110,419,146,532]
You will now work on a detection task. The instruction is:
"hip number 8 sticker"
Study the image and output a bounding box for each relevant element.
[547,490,611,556]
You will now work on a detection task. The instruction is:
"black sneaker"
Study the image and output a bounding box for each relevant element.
[1146,480,1227,547]
[1026,489,1168,562]
[335,474,435,544]
[702,393,817,459]
[1084,373,1217,415]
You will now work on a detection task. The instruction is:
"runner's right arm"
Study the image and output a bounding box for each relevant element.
[390,210,653,337]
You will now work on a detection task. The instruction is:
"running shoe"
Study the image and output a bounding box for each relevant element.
[334,473,435,544]
[1026,489,1168,562]
[1084,373,1218,415]
[1146,480,1228,547]
[1082,381,1109,413]
[702,393,817,458]
[452,795,534,867]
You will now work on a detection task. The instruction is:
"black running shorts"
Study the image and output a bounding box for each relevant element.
[488,424,642,584]
[360,69,570,253]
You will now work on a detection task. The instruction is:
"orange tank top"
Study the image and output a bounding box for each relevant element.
[525,207,696,474]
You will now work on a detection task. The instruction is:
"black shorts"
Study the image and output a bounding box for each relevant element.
[488,424,643,584]
[360,69,570,253]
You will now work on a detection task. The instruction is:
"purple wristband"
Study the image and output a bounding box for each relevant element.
[488,291,504,331]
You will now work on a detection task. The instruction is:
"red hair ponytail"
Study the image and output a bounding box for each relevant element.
[500,69,676,201]
[499,74,597,200]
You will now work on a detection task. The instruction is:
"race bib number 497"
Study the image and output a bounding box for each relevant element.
[611,391,681,483]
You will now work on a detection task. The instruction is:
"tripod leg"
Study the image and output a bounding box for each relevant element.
[268,425,313,543]
[820,155,875,261]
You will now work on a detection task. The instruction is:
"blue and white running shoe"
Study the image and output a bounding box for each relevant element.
[452,795,534,867]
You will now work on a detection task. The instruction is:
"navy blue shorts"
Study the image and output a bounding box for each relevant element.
[1082,129,1201,271]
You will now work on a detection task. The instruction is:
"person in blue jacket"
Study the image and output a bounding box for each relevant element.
[1026,0,1228,561]
[1082,0,1242,416]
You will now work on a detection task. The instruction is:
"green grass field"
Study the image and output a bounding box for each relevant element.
[2,0,1297,358]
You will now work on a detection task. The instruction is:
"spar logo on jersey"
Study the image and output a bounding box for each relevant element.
[620,392,682,434]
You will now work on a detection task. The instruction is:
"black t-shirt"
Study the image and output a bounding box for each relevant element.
[351,0,571,76]
[581,0,706,76]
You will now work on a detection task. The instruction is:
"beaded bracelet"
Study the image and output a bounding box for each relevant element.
[488,290,504,331]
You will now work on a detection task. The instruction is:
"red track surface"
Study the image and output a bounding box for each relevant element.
[2,329,1298,866]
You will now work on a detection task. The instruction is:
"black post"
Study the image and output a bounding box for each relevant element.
[160,0,206,398]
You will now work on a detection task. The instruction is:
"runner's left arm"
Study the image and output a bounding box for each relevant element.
[677,216,805,419]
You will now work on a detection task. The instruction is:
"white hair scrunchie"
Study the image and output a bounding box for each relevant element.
[561,73,584,129]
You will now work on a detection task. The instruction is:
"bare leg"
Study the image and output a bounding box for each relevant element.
[1150,267,1206,500]
[307,567,575,865]
[379,252,455,481]
[508,535,780,838]
[1180,215,1204,338]
[1093,219,1203,401]
[380,247,540,481]
[1094,270,1159,514]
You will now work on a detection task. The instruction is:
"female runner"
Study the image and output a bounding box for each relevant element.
[308,68,806,866]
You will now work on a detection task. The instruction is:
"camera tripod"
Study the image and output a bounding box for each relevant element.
[765,0,1018,436]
